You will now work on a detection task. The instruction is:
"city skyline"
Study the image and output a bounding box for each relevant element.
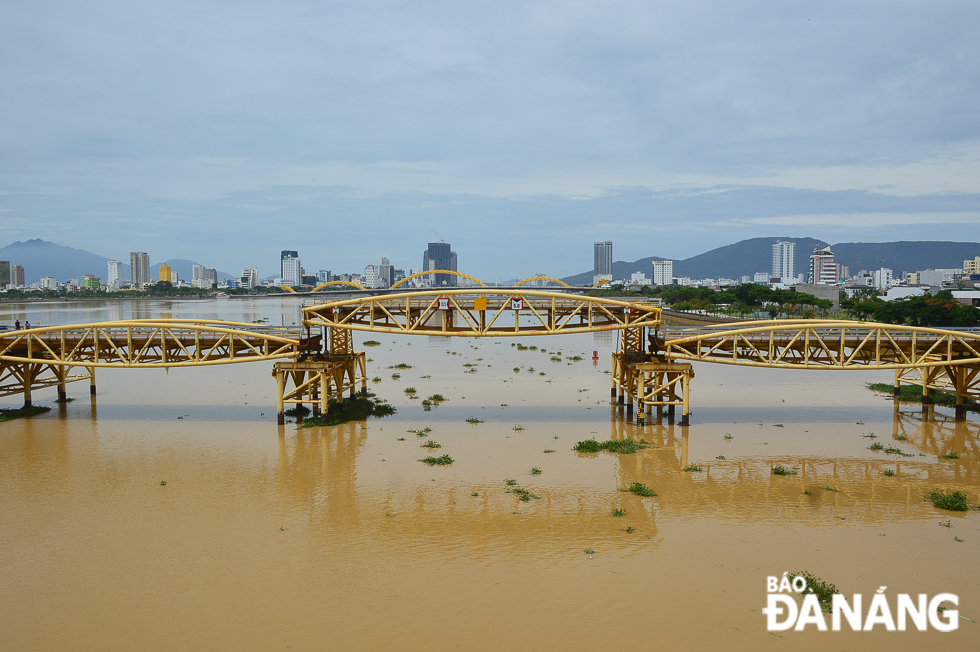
[2,3,979,279]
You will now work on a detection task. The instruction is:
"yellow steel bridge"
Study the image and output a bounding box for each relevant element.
[2,284,978,426]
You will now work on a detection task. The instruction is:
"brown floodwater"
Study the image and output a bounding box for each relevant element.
[1,297,978,651]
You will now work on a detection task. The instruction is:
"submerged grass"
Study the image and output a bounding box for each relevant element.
[573,438,648,454]
[867,383,980,412]
[0,405,52,422]
[300,396,395,427]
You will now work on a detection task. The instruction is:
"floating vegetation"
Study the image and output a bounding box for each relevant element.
[822,486,840,493]
[516,344,528,351]
[372,376,382,382]
[573,438,648,454]
[390,363,412,369]
[927,490,969,511]
[530,467,542,475]
[421,441,442,449]
[569,355,583,361]
[772,465,797,476]
[465,417,484,424]
[463,363,476,367]
[786,571,839,613]
[300,396,395,427]
[471,492,479,497]
[284,405,311,417]
[940,520,951,528]
[513,424,525,431]
[539,372,546,376]
[527,367,535,373]
[621,482,656,497]
[724,433,733,440]
[421,400,432,408]
[867,383,980,412]
[504,478,517,486]
[583,547,595,555]
[550,355,562,362]
[884,446,904,455]
[802,489,812,495]
[543,449,556,453]
[869,442,884,451]
[0,405,52,422]
[363,340,381,347]
[716,455,726,460]
[883,469,896,477]
[773,424,784,428]
[420,454,454,466]
[623,526,635,533]
[427,394,447,403]
[404,387,417,394]
[407,427,431,436]
[420,375,431,379]
[682,463,702,472]
[159,480,167,486]
[391,373,401,380]
[396,437,405,441]
[513,367,520,373]
[612,509,626,517]
[529,346,538,350]
[895,434,908,441]
[509,487,540,502]
[941,451,960,460]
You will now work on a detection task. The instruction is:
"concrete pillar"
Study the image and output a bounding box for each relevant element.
[89,368,97,395]
[276,371,285,425]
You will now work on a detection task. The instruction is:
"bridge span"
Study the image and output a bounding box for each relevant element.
[2,289,978,427]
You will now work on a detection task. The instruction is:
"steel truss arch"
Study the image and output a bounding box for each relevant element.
[302,289,662,337]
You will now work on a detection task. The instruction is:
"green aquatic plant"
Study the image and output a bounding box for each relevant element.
[883,469,896,477]
[941,451,960,460]
[611,509,626,517]
[573,438,647,454]
[682,463,702,472]
[869,442,884,451]
[0,405,52,422]
[510,487,539,502]
[465,417,484,424]
[927,490,968,512]
[772,465,797,476]
[404,387,417,394]
[787,571,839,613]
[530,467,542,475]
[622,482,656,497]
[421,441,442,449]
[420,455,454,466]
[504,478,517,486]
[363,340,381,347]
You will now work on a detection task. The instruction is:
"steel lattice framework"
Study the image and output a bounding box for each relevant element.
[661,320,980,370]
[301,289,663,337]
[0,320,308,369]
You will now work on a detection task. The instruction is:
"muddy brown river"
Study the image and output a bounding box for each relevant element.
[1,297,977,650]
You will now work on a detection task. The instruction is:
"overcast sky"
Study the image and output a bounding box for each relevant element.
[2,1,979,278]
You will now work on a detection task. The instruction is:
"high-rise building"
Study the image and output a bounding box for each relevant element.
[0,261,9,286]
[159,263,172,283]
[316,270,332,284]
[771,241,795,282]
[281,251,301,286]
[130,252,150,287]
[808,246,838,284]
[40,277,58,290]
[192,265,205,282]
[379,258,393,288]
[107,261,123,289]
[241,268,258,289]
[364,264,381,289]
[281,250,299,283]
[11,265,25,287]
[594,241,613,285]
[652,259,673,286]
[81,274,100,289]
[423,242,455,286]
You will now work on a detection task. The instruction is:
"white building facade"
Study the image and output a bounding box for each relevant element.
[771,241,795,282]
[652,259,674,286]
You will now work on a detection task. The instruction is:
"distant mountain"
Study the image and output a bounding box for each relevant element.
[561,238,980,284]
[0,240,234,284]
[0,239,122,284]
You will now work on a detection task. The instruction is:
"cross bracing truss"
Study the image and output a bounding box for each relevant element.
[662,320,980,370]
[0,320,309,369]
[301,289,663,337]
